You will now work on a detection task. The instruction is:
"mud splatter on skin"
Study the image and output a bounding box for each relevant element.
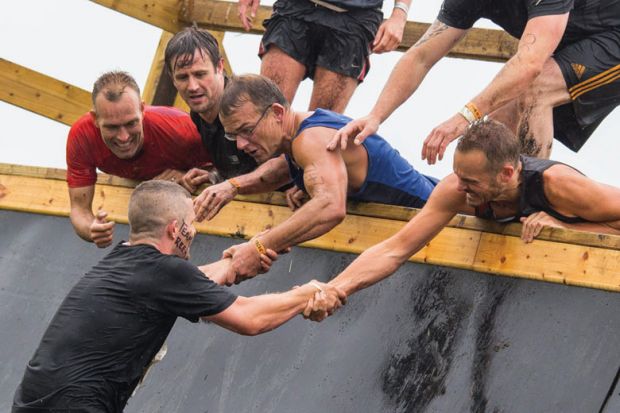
[382,269,467,412]
[517,107,543,157]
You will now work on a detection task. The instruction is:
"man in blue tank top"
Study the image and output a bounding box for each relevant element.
[205,74,437,280]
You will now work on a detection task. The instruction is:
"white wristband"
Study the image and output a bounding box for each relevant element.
[394,1,409,15]
[459,106,476,124]
[309,281,324,293]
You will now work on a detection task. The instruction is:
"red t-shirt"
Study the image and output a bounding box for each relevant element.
[66,106,211,188]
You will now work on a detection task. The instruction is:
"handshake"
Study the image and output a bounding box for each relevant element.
[298,280,347,322]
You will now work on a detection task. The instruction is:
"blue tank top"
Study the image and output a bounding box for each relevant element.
[285,109,438,208]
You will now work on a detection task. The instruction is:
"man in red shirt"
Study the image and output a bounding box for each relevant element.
[66,71,211,248]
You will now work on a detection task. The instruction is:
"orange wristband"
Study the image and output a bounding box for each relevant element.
[254,238,267,255]
[465,102,482,121]
[227,178,241,192]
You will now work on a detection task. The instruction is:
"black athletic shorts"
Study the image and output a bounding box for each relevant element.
[259,0,383,81]
[553,29,620,152]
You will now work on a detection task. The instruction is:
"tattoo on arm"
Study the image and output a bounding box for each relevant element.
[414,21,450,48]
[520,33,537,52]
[304,168,325,191]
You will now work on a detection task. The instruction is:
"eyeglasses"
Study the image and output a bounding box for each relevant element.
[224,105,271,142]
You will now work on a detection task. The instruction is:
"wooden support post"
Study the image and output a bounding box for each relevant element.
[143,31,177,106]
[0,59,90,126]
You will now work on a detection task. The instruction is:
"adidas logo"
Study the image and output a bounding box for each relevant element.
[571,63,586,79]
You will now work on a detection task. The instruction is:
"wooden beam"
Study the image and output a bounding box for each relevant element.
[143,31,176,105]
[181,0,518,62]
[2,171,620,293]
[2,162,618,250]
[0,59,90,126]
[0,164,138,187]
[89,0,185,33]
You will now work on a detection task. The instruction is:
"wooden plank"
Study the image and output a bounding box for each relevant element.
[0,164,137,188]
[0,59,90,126]
[89,0,185,33]
[2,162,619,250]
[181,0,518,62]
[1,173,620,293]
[210,30,233,75]
[473,233,620,291]
[143,31,175,105]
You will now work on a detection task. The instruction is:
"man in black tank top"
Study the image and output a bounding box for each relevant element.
[307,119,620,318]
[450,120,620,242]
[332,0,620,163]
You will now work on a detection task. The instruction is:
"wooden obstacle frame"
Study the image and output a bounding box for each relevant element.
[2,1,620,293]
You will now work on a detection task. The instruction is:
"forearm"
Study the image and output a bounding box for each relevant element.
[234,156,291,195]
[328,202,456,295]
[69,207,95,242]
[329,238,419,296]
[563,221,620,236]
[198,258,232,285]
[370,51,431,122]
[469,52,542,115]
[388,0,411,19]
[260,196,344,251]
[236,284,318,335]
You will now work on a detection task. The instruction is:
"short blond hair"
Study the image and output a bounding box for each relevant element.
[128,181,191,239]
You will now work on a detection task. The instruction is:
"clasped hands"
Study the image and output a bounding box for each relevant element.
[221,237,347,321]
[299,281,347,322]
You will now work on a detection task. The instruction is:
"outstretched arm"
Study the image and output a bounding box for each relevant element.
[329,20,467,150]
[205,281,346,335]
[227,128,349,279]
[302,175,467,321]
[329,175,463,296]
[422,13,569,164]
[194,156,292,221]
[258,129,348,251]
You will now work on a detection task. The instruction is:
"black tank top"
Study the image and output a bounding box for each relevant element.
[476,155,584,223]
[190,111,257,179]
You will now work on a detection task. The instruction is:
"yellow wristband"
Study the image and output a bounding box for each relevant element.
[254,238,267,255]
[465,102,482,121]
[227,178,241,191]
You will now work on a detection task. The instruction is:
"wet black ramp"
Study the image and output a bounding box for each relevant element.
[1,210,620,412]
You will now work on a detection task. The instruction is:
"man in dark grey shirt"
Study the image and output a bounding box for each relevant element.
[12,181,345,412]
